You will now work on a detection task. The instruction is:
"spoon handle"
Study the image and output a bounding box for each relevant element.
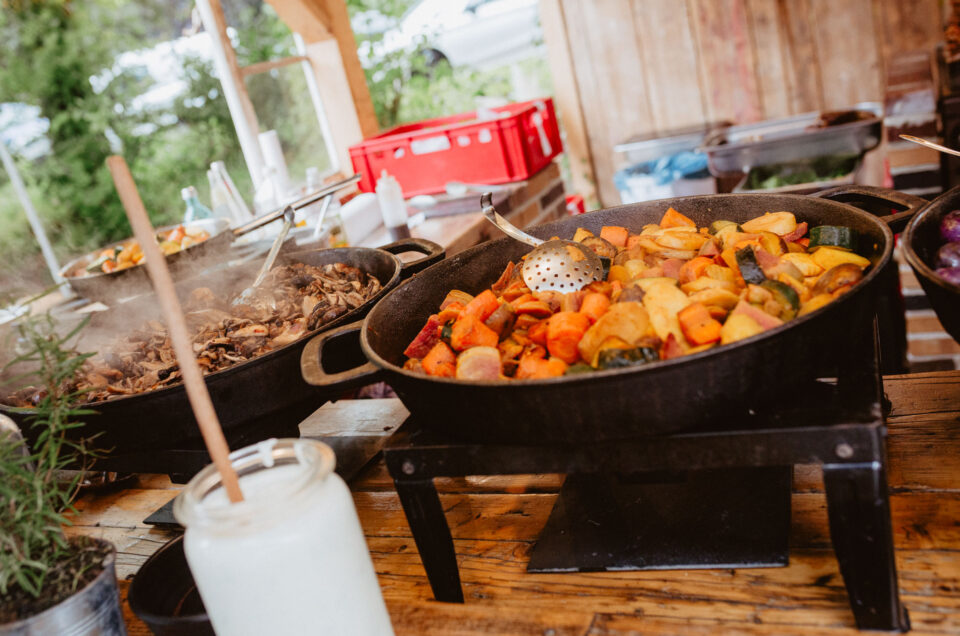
[480,192,543,248]
[899,134,960,158]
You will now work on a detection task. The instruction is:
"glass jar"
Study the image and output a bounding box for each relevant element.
[173,438,393,636]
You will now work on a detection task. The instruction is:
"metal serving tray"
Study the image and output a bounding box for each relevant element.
[701,102,883,176]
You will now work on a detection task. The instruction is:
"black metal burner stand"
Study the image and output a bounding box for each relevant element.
[383,326,910,632]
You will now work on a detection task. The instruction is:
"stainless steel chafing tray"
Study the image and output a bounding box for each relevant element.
[700,102,883,176]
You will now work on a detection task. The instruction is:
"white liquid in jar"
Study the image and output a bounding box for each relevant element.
[182,462,393,636]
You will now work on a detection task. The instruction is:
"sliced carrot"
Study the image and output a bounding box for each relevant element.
[677,256,713,284]
[625,234,645,250]
[516,355,568,380]
[528,320,549,346]
[660,207,696,228]
[513,313,540,331]
[514,300,553,318]
[490,261,515,295]
[436,301,465,325]
[421,342,456,377]
[462,289,500,321]
[546,311,591,364]
[450,314,499,351]
[501,282,530,302]
[579,292,611,324]
[509,293,536,310]
[677,302,723,345]
[600,225,629,248]
[584,280,612,296]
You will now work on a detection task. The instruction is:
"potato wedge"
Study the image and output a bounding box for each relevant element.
[577,301,650,363]
[642,281,691,346]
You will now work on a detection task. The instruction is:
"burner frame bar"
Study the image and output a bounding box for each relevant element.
[383,326,910,631]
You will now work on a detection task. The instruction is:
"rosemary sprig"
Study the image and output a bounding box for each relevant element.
[0,313,99,599]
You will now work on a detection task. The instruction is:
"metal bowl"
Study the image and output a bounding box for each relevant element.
[60,219,232,302]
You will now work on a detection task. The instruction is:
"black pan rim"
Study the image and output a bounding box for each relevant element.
[359,192,894,387]
[902,187,960,294]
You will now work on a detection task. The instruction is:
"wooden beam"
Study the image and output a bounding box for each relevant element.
[197,0,265,185]
[268,0,378,138]
[538,0,598,207]
[262,0,332,43]
[240,55,309,77]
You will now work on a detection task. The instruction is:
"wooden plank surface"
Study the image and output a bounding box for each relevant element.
[70,371,960,634]
[540,0,945,206]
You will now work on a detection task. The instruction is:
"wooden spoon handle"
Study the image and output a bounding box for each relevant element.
[106,156,243,503]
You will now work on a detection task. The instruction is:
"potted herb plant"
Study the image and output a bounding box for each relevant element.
[0,315,124,635]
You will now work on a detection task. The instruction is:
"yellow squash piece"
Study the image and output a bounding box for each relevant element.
[578,302,650,364]
[720,313,764,344]
[740,211,797,236]
[811,247,870,270]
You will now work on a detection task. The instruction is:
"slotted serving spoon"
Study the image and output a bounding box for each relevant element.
[480,192,602,292]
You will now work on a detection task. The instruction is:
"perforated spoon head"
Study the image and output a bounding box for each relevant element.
[522,239,604,293]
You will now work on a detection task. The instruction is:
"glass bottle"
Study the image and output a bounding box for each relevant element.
[181,186,214,224]
[173,438,394,636]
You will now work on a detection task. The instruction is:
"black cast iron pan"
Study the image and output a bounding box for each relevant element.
[2,238,443,459]
[301,186,923,444]
[61,175,361,303]
[901,185,960,343]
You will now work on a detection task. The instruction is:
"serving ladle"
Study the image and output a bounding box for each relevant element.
[480,192,602,293]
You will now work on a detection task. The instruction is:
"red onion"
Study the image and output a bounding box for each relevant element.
[939,242,960,269]
[943,210,960,243]
[936,266,960,286]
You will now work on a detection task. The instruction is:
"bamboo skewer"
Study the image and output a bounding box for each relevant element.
[106,156,244,503]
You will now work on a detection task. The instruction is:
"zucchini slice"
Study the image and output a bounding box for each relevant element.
[761,280,800,318]
[709,220,742,235]
[596,346,660,370]
[735,247,767,285]
[809,226,857,252]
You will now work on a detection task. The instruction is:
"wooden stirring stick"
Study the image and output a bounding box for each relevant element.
[106,156,244,503]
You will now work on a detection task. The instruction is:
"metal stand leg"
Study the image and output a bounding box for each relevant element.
[393,478,464,603]
[823,463,909,632]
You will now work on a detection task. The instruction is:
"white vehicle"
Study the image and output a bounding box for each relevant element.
[355,0,543,70]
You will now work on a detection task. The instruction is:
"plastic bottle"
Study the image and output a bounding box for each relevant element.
[211,161,253,222]
[254,166,280,216]
[181,186,214,224]
[375,170,410,240]
[207,169,237,224]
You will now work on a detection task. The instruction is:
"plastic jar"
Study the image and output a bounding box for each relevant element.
[173,438,393,636]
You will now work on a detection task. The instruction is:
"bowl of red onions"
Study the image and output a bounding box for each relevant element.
[902,187,960,343]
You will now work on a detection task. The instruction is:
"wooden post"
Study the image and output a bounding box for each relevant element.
[267,0,379,173]
[538,0,598,207]
[196,0,266,186]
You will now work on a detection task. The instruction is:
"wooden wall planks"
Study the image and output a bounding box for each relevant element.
[548,0,945,205]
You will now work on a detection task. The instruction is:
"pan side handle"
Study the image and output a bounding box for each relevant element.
[300,320,382,388]
[379,238,445,278]
[811,185,927,234]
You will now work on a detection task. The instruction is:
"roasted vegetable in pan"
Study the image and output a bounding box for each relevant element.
[403,208,872,380]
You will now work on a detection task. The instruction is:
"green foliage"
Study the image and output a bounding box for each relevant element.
[0,313,97,600]
[0,0,552,295]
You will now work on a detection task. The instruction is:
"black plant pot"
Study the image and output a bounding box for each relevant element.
[127,536,213,636]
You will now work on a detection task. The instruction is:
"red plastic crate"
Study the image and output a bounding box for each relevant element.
[349,98,562,196]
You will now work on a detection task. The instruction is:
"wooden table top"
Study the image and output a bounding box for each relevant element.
[68,370,960,635]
